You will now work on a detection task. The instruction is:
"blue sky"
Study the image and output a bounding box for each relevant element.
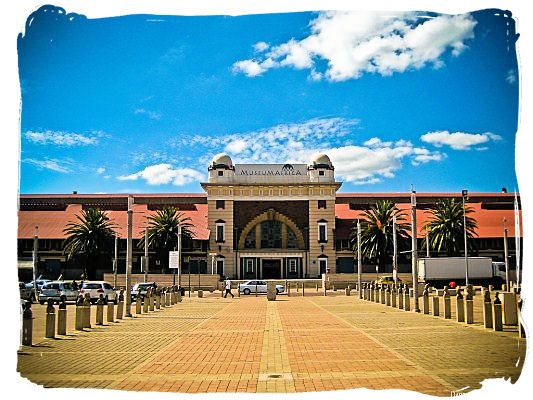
[17,6,519,194]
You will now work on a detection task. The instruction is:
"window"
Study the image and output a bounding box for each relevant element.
[287,227,297,249]
[261,220,282,248]
[218,170,223,176]
[319,170,325,176]
[216,259,224,275]
[246,259,254,273]
[318,200,326,209]
[244,229,256,249]
[216,200,225,209]
[289,259,297,273]
[216,223,225,242]
[318,222,327,242]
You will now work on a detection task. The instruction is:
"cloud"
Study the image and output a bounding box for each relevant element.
[420,131,502,150]
[96,167,105,174]
[117,163,204,186]
[233,11,476,81]
[22,158,71,173]
[170,118,443,185]
[506,69,517,84]
[23,130,103,146]
[253,41,269,52]
[134,108,162,120]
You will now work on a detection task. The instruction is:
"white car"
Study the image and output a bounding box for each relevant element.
[238,280,285,295]
[79,281,117,304]
[39,281,79,304]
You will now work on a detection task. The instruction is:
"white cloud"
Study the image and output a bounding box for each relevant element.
[24,130,102,146]
[171,118,443,185]
[506,69,517,84]
[117,163,204,186]
[253,41,269,52]
[420,131,502,150]
[134,108,162,120]
[233,11,476,81]
[96,167,105,174]
[225,139,248,154]
[22,158,71,173]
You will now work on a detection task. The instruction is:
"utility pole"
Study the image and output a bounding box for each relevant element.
[462,189,469,286]
[178,225,182,291]
[113,234,118,289]
[392,214,398,285]
[411,187,420,312]
[143,226,149,283]
[426,228,430,258]
[125,195,133,317]
[503,218,510,290]
[32,226,39,300]
[357,220,362,299]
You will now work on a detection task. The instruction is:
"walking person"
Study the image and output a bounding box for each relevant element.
[224,277,235,298]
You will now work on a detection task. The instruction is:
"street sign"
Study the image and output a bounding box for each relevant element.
[169,251,179,269]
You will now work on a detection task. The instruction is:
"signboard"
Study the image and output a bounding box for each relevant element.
[169,251,180,269]
[234,164,308,183]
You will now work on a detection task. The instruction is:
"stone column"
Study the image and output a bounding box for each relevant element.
[267,282,277,301]
[403,285,410,311]
[21,301,33,346]
[398,286,404,309]
[391,286,397,308]
[83,293,91,329]
[45,299,56,339]
[150,289,155,311]
[456,290,465,323]
[107,300,115,323]
[138,294,145,314]
[422,285,430,315]
[465,285,474,324]
[57,298,67,335]
[345,287,351,296]
[443,286,451,319]
[75,295,84,330]
[483,290,493,329]
[432,295,439,316]
[385,286,391,306]
[116,290,124,320]
[96,295,105,325]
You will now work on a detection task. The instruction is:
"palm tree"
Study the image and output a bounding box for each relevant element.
[422,198,478,256]
[351,200,411,271]
[63,208,117,280]
[138,207,193,272]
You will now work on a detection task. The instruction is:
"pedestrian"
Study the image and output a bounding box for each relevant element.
[224,277,235,298]
[72,280,78,291]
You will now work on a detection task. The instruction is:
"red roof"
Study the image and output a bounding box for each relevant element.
[18,203,210,240]
[335,202,522,239]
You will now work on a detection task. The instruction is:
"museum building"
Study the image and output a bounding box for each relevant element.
[17,153,522,281]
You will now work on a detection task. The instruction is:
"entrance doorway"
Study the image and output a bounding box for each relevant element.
[262,259,281,279]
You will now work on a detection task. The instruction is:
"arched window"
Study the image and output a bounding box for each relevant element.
[243,220,299,249]
[261,220,282,248]
[244,229,256,249]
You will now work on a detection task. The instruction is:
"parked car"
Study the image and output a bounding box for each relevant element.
[131,282,158,300]
[19,282,35,303]
[38,281,79,304]
[238,280,285,295]
[25,279,51,291]
[373,275,403,287]
[79,281,117,304]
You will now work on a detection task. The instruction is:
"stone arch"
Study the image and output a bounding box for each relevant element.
[238,208,306,250]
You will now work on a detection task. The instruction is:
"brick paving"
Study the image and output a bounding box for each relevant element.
[17,291,526,395]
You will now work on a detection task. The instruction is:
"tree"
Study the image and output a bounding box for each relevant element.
[63,208,117,280]
[422,198,478,256]
[138,207,193,272]
[351,200,411,272]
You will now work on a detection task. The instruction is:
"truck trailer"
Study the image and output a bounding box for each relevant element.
[418,257,506,287]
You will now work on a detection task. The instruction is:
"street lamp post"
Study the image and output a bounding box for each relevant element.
[178,225,182,291]
[462,189,469,286]
[32,226,39,301]
[503,218,510,290]
[357,220,362,298]
[125,195,133,317]
[143,227,149,283]
[113,234,118,289]
[411,188,420,312]
[392,214,398,285]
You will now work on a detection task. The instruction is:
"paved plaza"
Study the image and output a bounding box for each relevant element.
[17,292,526,396]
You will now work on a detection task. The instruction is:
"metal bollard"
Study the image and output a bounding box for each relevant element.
[398,287,404,309]
[483,290,493,329]
[443,286,451,319]
[432,296,439,316]
[45,298,56,339]
[456,290,465,323]
[385,286,391,306]
[57,297,67,335]
[493,292,503,331]
[422,285,430,314]
[403,285,410,311]
[22,301,33,346]
[465,285,474,324]
[107,300,115,323]
[83,293,91,329]
[96,295,105,325]
[116,290,124,320]
[75,295,84,330]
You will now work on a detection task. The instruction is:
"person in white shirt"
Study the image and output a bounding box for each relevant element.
[224,277,234,298]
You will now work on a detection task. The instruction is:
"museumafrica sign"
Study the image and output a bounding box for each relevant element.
[234,164,309,183]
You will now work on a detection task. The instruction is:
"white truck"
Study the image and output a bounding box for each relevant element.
[418,257,506,286]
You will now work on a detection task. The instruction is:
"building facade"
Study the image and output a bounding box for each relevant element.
[17,153,522,281]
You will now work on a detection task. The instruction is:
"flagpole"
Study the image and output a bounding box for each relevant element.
[514,191,521,291]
